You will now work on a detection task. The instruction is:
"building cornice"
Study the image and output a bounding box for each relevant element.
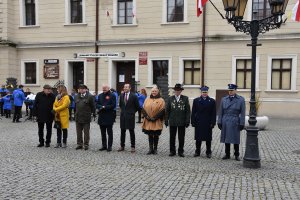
[0,39,17,48]
[16,41,95,49]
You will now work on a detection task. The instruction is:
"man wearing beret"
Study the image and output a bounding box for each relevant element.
[218,84,245,161]
[33,84,56,147]
[191,86,216,158]
[75,84,96,150]
[165,83,191,157]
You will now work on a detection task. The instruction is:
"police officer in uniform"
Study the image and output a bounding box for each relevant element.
[191,86,216,158]
[218,84,245,161]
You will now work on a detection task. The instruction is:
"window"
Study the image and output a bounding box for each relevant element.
[25,0,36,25]
[167,0,184,22]
[184,60,200,85]
[152,60,169,84]
[252,0,271,20]
[25,63,37,84]
[236,59,252,89]
[271,59,292,90]
[118,0,133,24]
[70,0,82,23]
[19,0,38,26]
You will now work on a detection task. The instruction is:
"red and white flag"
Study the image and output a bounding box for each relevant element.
[291,0,300,22]
[197,0,208,17]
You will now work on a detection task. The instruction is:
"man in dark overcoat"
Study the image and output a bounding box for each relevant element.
[97,84,116,152]
[118,83,139,153]
[165,83,191,157]
[75,84,96,150]
[33,84,56,147]
[191,86,216,158]
[218,84,245,161]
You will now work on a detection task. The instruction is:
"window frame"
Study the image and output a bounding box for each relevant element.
[21,59,40,86]
[252,0,271,20]
[162,0,188,24]
[65,0,86,25]
[113,0,137,26]
[267,55,298,91]
[179,57,201,87]
[19,0,39,27]
[232,55,260,91]
[236,59,252,89]
[148,57,172,87]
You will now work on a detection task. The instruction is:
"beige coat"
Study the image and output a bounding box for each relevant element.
[142,97,165,131]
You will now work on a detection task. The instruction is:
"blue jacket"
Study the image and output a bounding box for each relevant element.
[3,95,12,110]
[0,88,9,102]
[112,92,118,110]
[69,94,75,108]
[13,89,26,106]
[136,93,146,108]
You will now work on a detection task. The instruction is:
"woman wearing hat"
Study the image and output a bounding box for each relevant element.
[53,85,70,148]
[142,86,165,155]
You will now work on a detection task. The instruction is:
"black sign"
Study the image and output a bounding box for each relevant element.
[44,59,59,64]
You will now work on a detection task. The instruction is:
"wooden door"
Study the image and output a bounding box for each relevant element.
[116,61,135,94]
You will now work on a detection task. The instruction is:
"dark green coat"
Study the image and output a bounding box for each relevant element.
[75,93,95,123]
[165,95,191,126]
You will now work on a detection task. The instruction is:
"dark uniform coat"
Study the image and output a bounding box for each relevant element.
[165,95,191,127]
[191,96,216,141]
[97,91,116,126]
[75,93,95,124]
[33,92,56,123]
[119,92,139,130]
[218,94,245,144]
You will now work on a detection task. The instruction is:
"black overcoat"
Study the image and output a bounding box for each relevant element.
[119,92,139,130]
[33,92,56,123]
[97,92,116,126]
[191,96,216,141]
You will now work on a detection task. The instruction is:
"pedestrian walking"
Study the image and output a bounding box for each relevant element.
[142,86,165,155]
[12,85,26,123]
[136,88,147,123]
[97,84,116,152]
[33,84,56,147]
[53,85,70,148]
[74,84,96,150]
[165,83,191,157]
[117,83,139,153]
[191,86,216,158]
[218,84,245,161]
[0,85,9,116]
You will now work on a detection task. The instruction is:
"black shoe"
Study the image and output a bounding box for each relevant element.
[84,146,89,150]
[147,150,153,155]
[207,153,212,158]
[37,143,44,147]
[99,147,107,151]
[153,149,157,155]
[45,143,50,148]
[178,153,185,157]
[76,146,83,150]
[193,153,200,157]
[235,156,241,161]
[107,148,112,152]
[222,155,230,160]
[169,152,176,157]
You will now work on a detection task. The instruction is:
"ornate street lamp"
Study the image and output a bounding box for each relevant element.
[221,0,289,168]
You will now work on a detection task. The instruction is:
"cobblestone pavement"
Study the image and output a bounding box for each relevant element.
[0,116,299,200]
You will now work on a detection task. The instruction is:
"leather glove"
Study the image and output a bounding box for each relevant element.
[164,121,168,128]
[217,123,222,130]
[239,125,244,130]
[185,124,189,128]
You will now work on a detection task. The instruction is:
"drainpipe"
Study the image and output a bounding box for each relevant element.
[95,0,99,94]
[201,5,206,86]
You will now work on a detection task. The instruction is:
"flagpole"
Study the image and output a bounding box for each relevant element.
[208,0,225,19]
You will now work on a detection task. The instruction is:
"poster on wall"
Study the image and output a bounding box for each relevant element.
[44,65,59,79]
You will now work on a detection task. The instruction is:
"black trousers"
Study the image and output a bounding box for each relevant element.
[100,125,113,148]
[137,108,142,122]
[169,126,186,154]
[4,109,11,118]
[57,128,68,144]
[0,102,3,116]
[13,106,22,122]
[196,141,212,155]
[225,143,240,157]
[38,122,53,144]
[121,129,135,148]
[25,104,29,116]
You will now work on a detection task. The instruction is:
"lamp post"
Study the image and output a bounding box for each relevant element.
[221,0,289,168]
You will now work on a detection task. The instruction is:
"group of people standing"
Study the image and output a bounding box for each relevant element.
[16,81,245,161]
